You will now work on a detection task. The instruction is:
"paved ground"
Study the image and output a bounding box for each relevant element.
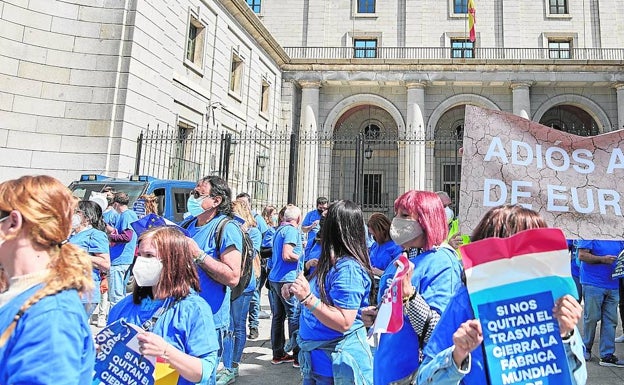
[233,294,624,385]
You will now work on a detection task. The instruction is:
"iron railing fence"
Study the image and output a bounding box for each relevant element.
[134,128,457,217]
[284,47,624,61]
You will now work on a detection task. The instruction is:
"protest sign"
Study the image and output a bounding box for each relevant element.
[459,106,624,240]
[461,228,577,385]
[93,320,155,385]
[369,253,410,336]
[612,249,624,279]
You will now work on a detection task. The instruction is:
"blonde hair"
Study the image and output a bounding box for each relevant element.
[0,175,94,346]
[232,200,257,229]
[138,193,158,215]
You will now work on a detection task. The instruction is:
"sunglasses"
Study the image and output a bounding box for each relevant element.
[191,190,216,200]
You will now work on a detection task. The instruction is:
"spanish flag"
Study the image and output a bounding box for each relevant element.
[468,0,476,42]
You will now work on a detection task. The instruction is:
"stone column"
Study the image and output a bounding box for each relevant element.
[615,83,624,131]
[510,82,532,119]
[297,81,321,207]
[402,82,427,192]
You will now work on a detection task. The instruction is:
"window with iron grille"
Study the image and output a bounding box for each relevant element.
[363,173,382,206]
[549,0,568,14]
[354,39,377,58]
[548,40,571,59]
[358,0,375,13]
[451,39,474,58]
[454,0,468,13]
[442,164,461,205]
[247,0,261,13]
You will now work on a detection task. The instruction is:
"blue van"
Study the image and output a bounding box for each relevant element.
[68,174,196,223]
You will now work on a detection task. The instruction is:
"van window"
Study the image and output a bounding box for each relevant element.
[152,188,166,217]
[172,188,191,222]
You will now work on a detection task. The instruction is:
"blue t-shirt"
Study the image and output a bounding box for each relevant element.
[299,257,371,376]
[302,209,323,255]
[567,239,580,278]
[305,240,322,277]
[244,226,262,293]
[374,247,462,385]
[103,209,119,227]
[269,224,304,283]
[0,284,95,385]
[421,285,487,385]
[108,292,219,385]
[187,214,243,329]
[369,240,403,271]
[69,227,109,304]
[254,212,269,235]
[110,209,139,265]
[577,239,624,290]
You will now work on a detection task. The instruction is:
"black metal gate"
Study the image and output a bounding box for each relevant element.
[134,128,461,215]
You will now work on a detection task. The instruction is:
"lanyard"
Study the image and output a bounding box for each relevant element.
[141,297,181,332]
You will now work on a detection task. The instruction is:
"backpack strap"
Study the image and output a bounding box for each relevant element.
[213,217,231,259]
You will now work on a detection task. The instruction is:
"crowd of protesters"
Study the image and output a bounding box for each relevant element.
[5,172,624,385]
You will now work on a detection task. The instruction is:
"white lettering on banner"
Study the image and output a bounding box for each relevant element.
[483,178,623,216]
[484,138,597,174]
[607,148,624,174]
[501,363,562,384]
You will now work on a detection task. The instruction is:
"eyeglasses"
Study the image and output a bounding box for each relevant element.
[0,216,9,223]
[191,190,216,200]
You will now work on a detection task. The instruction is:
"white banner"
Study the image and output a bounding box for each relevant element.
[459,106,624,240]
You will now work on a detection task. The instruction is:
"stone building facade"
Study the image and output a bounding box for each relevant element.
[1,0,623,213]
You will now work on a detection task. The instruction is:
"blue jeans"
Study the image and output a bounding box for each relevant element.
[209,326,228,385]
[249,260,269,329]
[303,372,334,385]
[108,264,130,306]
[582,284,619,358]
[269,281,300,358]
[222,291,253,368]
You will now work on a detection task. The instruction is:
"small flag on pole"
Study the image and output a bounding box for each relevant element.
[369,252,411,335]
[468,0,476,42]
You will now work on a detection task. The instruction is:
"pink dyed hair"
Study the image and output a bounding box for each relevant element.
[394,190,448,250]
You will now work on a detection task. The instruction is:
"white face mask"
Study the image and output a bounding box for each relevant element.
[445,207,455,224]
[71,214,82,229]
[390,217,424,246]
[132,256,163,287]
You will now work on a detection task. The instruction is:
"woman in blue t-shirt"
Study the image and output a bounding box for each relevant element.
[108,226,219,385]
[367,212,403,276]
[284,200,374,385]
[362,190,463,385]
[0,175,95,384]
[69,200,110,315]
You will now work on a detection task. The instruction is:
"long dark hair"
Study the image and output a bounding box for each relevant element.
[78,200,106,232]
[316,200,373,304]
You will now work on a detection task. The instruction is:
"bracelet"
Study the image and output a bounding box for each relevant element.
[309,298,321,312]
[194,251,208,265]
[301,292,313,304]
[162,344,170,362]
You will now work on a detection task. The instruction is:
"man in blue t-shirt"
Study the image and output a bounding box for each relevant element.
[268,204,304,366]
[186,175,243,385]
[578,239,624,367]
[108,192,138,306]
[301,197,328,256]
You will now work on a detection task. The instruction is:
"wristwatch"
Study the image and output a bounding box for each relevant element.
[194,251,208,265]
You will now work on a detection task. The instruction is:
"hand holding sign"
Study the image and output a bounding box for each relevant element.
[552,294,582,338]
[452,319,484,367]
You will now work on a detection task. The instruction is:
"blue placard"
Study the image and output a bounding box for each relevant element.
[92,320,155,385]
[477,291,571,385]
